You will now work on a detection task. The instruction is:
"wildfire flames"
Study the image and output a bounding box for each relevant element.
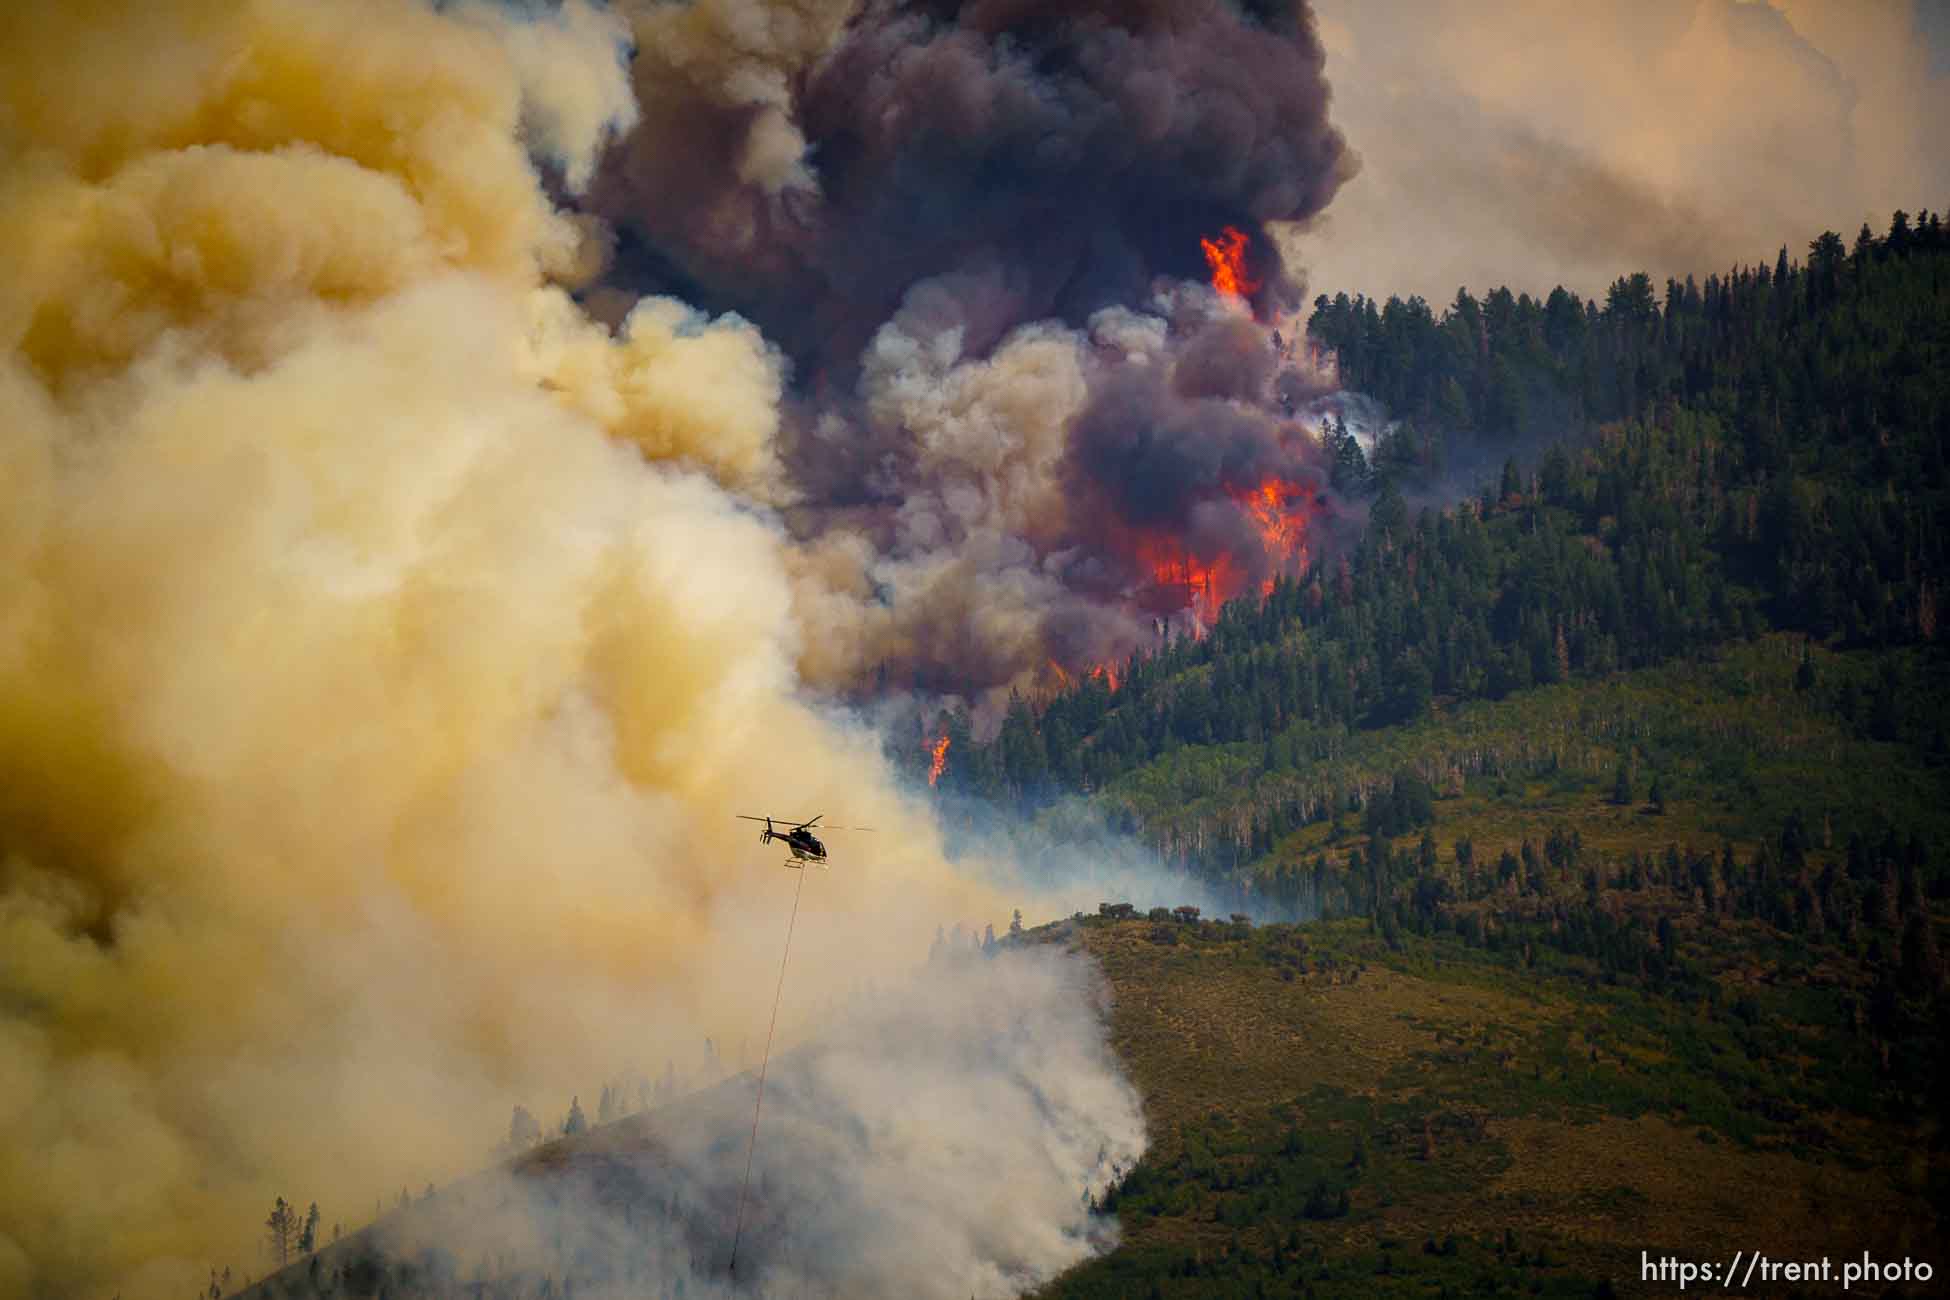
[1200,225,1258,300]
[1142,542,1239,616]
[1240,477,1311,592]
[1126,474,1313,622]
[926,734,951,787]
[1050,660,1122,693]
[947,223,1321,696]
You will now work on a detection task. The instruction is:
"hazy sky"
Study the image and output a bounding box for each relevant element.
[1289,0,1950,304]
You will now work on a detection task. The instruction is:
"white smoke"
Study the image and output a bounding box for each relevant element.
[244,946,1145,1300]
[0,2,1148,1296]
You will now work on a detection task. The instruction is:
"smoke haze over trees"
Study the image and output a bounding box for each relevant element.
[952,214,1950,889]
[1293,0,1950,307]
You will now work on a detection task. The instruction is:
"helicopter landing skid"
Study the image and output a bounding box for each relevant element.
[784,860,829,871]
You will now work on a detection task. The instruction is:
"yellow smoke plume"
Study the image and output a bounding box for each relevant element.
[0,2,999,1295]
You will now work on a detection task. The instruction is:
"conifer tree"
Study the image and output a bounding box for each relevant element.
[264,1198,298,1270]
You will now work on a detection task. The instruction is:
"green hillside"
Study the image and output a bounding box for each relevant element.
[995,216,1950,1297]
[1031,905,1941,1298]
[1021,653,1947,1297]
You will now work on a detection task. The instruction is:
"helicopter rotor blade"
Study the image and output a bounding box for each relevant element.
[736,813,873,830]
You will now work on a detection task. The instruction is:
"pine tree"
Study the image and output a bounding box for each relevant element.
[264,1197,298,1270]
[1330,416,1370,493]
[563,1095,587,1138]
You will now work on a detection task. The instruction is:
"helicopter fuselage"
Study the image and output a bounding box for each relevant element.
[754,821,827,864]
[739,814,849,869]
[778,829,826,861]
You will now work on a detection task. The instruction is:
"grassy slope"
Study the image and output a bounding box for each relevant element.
[1028,637,1949,1298]
[1031,914,1940,1299]
[1101,635,1950,892]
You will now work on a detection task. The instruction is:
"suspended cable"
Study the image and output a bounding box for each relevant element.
[729,863,807,1277]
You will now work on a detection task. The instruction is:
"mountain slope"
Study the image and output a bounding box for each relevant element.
[1033,909,1941,1298]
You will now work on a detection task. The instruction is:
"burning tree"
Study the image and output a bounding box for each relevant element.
[1200,226,1260,302]
[925,733,950,787]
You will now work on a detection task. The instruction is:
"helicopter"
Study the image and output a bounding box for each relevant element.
[736,814,871,868]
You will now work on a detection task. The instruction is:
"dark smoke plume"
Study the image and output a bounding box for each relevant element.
[594,0,1355,377]
[588,0,1358,714]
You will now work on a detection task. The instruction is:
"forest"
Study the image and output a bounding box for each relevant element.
[940,212,1948,811]
[929,217,1950,1191]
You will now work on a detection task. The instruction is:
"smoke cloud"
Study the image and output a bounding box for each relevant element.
[594,0,1355,374]
[0,2,1152,1296]
[269,946,1145,1299]
[1293,0,1950,303]
[573,0,1360,714]
[777,284,1341,714]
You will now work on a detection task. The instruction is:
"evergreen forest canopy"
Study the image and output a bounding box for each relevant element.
[935,209,1949,816]
[921,218,1950,1232]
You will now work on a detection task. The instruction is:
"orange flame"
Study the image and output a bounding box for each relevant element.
[1240,477,1309,566]
[926,734,950,787]
[1122,474,1312,625]
[1200,226,1258,300]
[1050,659,1119,695]
[1141,541,1242,621]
